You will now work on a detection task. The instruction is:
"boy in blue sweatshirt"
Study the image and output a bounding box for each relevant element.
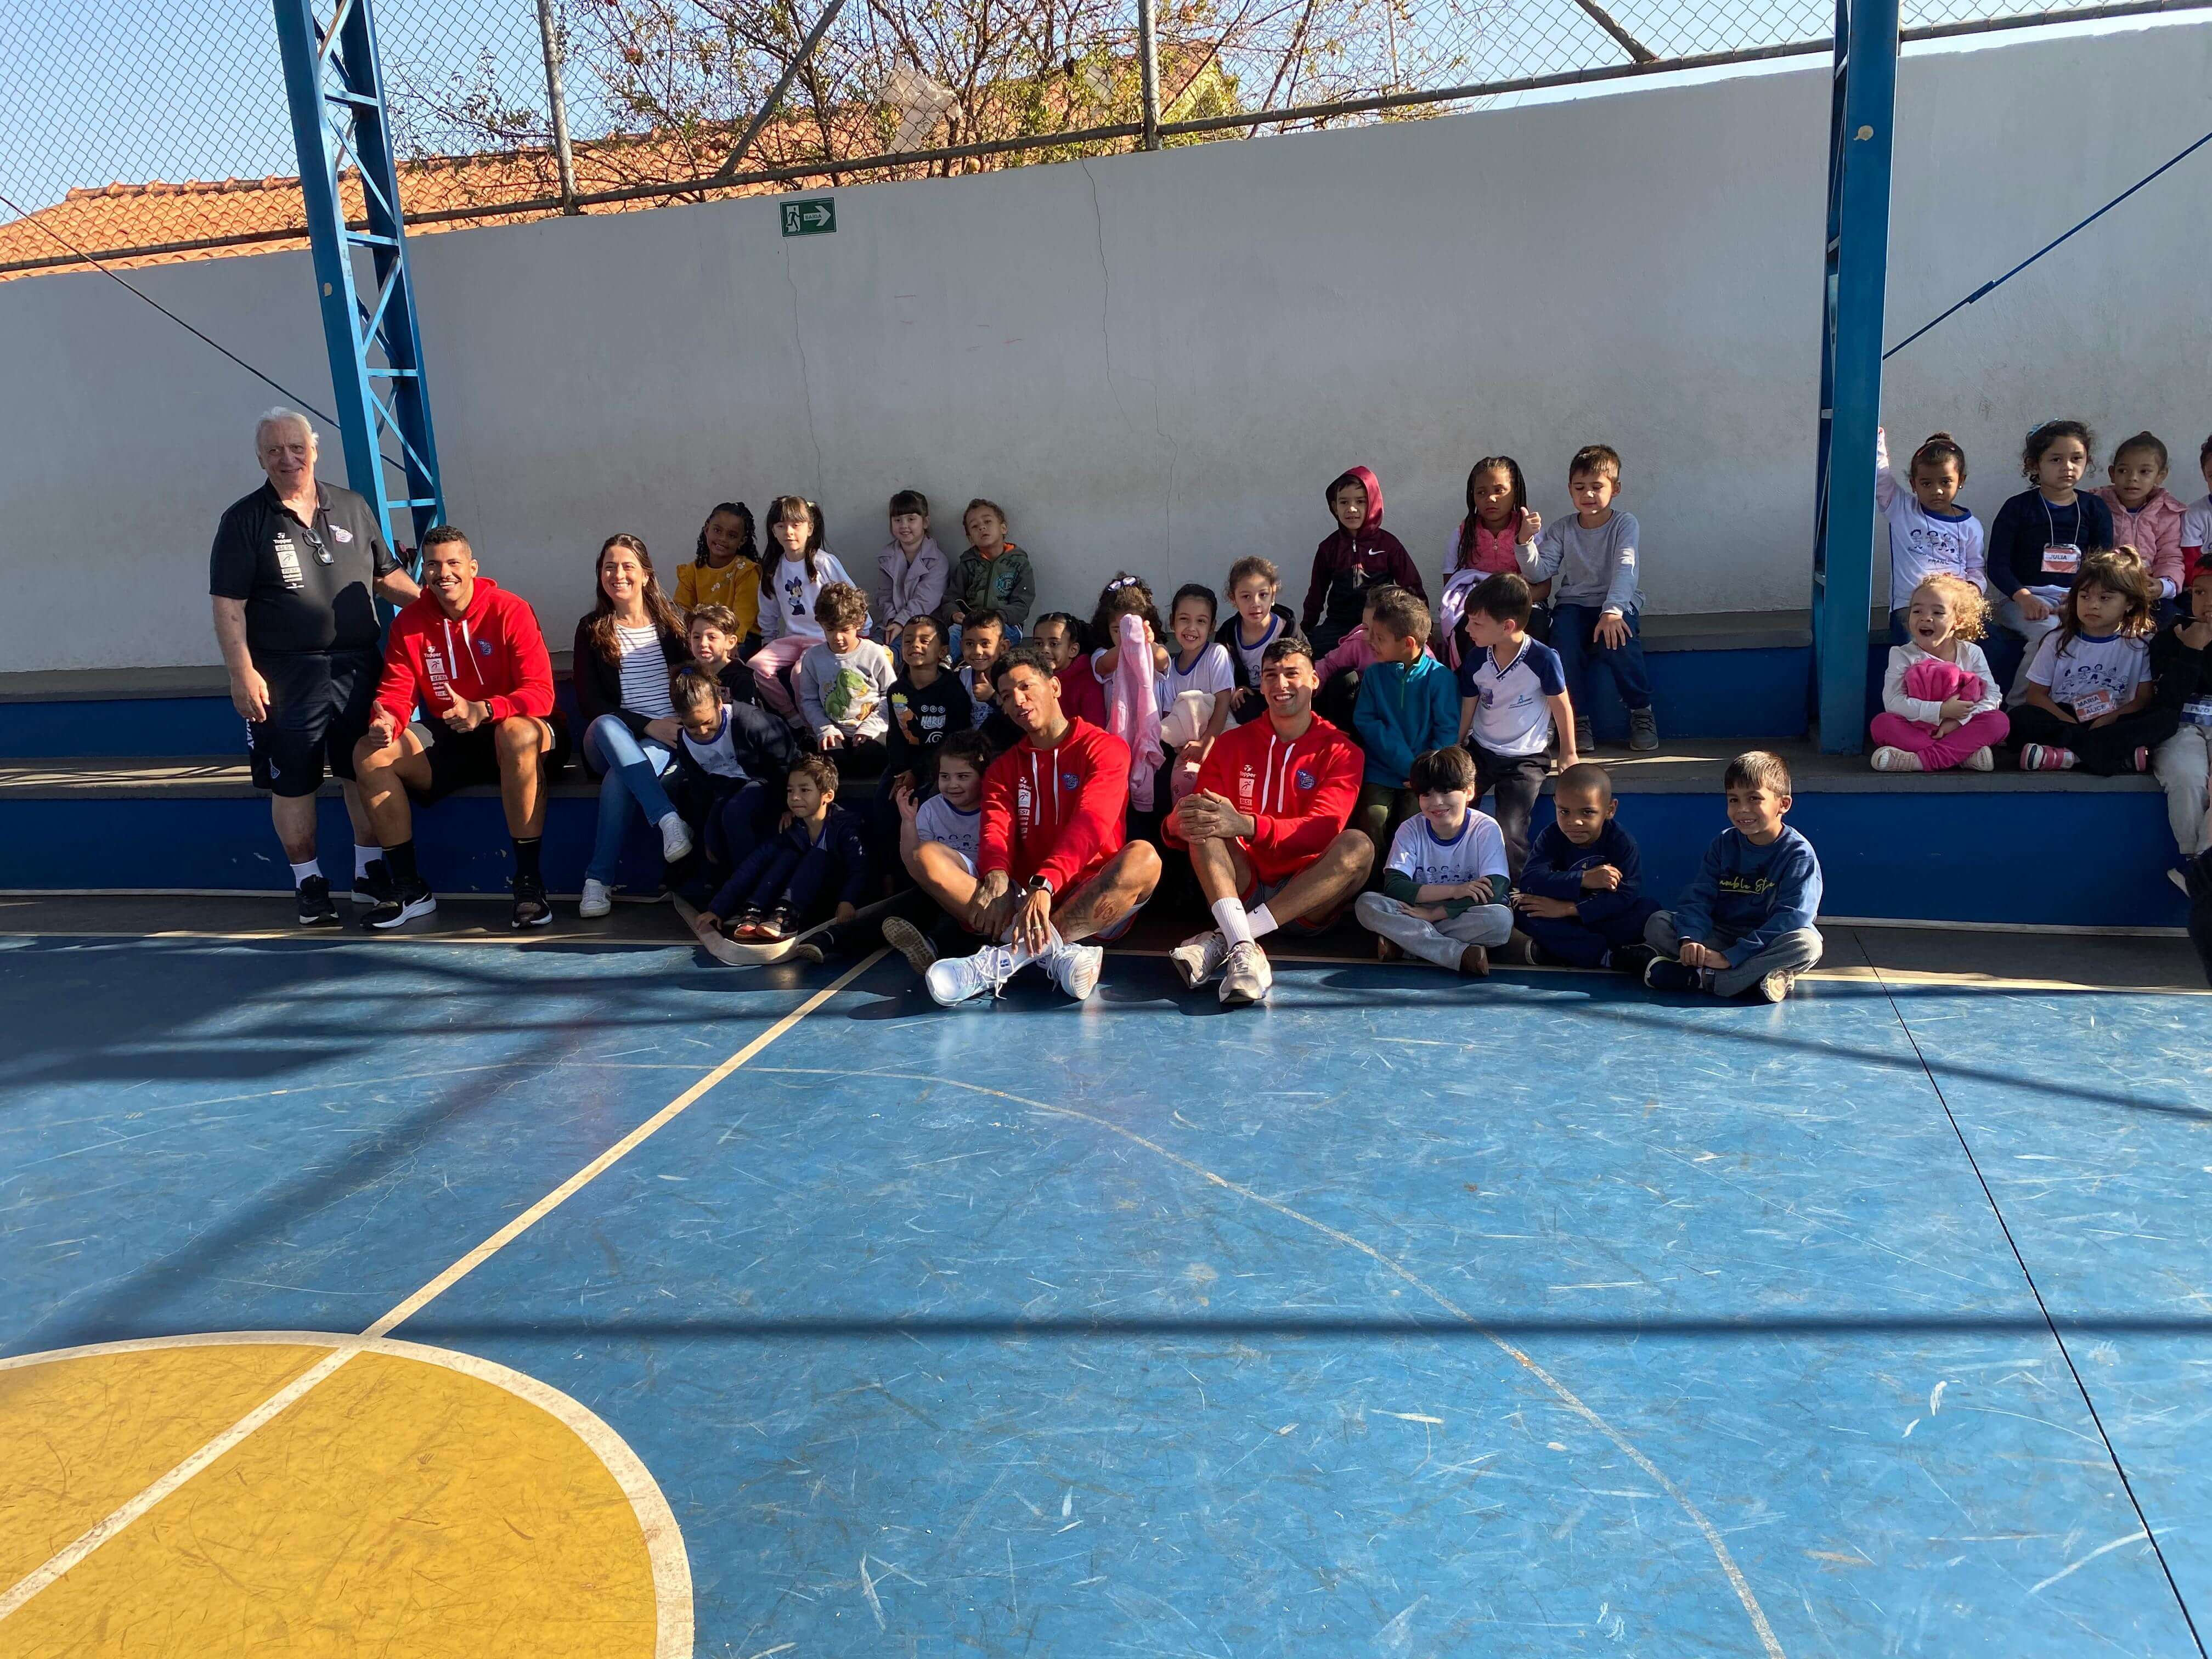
[1506,763,1659,973]
[1353,587,1459,875]
[699,755,870,943]
[1644,751,1822,1002]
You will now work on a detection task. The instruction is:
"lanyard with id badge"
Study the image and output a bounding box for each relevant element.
[2041,496,2083,580]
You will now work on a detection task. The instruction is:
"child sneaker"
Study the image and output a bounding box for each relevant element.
[1171,929,1230,989]
[756,906,795,941]
[1628,708,1660,752]
[1574,715,1595,755]
[729,909,767,939]
[881,916,938,975]
[1643,957,1704,994]
[1753,968,1798,1003]
[1870,746,1921,772]
[1609,943,1657,977]
[2020,744,2076,771]
[1963,746,1995,771]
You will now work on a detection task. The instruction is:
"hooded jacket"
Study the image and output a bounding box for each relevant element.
[2096,486,2188,597]
[1352,652,1459,787]
[1302,465,1425,634]
[977,716,1130,893]
[376,578,555,729]
[1161,710,1363,884]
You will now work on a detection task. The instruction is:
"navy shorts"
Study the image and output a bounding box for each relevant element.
[245,647,380,798]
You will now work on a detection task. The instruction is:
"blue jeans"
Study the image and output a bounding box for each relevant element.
[1551,603,1653,714]
[585,714,676,883]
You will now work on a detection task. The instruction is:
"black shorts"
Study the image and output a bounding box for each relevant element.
[246,647,381,797]
[409,714,572,805]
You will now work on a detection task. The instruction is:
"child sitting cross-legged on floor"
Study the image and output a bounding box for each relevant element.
[1869,573,2009,772]
[1506,761,1658,973]
[1353,746,1514,978]
[698,754,867,944]
[1644,750,1822,1003]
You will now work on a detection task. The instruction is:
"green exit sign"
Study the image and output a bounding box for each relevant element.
[780,198,835,236]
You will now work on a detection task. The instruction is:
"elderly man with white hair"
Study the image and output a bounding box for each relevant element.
[209,408,420,925]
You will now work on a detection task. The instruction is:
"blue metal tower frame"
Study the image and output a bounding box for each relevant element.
[1810,0,1899,753]
[273,0,444,568]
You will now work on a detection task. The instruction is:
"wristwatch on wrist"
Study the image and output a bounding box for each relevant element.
[1025,874,1053,898]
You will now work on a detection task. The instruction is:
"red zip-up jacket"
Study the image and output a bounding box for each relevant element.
[978,716,1130,893]
[374,577,556,728]
[1163,711,1364,884]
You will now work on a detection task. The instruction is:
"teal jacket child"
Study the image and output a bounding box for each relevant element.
[1353,653,1458,786]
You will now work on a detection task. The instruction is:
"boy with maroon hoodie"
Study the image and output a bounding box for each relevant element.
[1164,635,1373,1007]
[1302,465,1425,656]
[922,645,1163,1006]
[353,527,571,930]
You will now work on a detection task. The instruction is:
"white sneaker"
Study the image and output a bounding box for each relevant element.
[1044,941,1104,1001]
[1170,928,1229,989]
[924,941,1023,1006]
[1869,746,1921,773]
[1963,746,1995,771]
[1218,940,1272,1007]
[578,878,613,918]
[658,814,695,862]
[1754,969,1798,1003]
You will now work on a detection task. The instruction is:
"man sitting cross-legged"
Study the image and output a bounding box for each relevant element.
[1163,634,1373,1006]
[922,645,1162,1005]
[353,526,570,930]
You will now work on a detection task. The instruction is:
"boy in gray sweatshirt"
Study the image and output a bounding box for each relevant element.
[1522,444,1660,753]
[797,582,895,777]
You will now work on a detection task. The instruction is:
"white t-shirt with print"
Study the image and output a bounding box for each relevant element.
[1385,810,1508,890]
[915,793,982,867]
[2025,630,2151,719]
[1156,642,1234,712]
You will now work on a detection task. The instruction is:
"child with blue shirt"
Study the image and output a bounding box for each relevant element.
[1455,572,1576,874]
[1644,750,1823,1002]
[1506,763,1658,973]
[1353,587,1459,876]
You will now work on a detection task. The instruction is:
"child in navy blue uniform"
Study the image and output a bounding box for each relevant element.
[1455,572,1577,874]
[1644,750,1823,1002]
[1507,763,1657,973]
[700,755,868,943]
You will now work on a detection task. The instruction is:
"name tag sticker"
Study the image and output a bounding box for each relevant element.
[2072,686,2117,719]
[2045,543,2082,574]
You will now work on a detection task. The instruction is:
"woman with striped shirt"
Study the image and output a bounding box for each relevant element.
[572,534,693,917]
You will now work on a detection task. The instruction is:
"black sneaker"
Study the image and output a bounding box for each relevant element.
[511,873,552,929]
[1643,957,1703,994]
[296,874,340,928]
[1609,943,1657,977]
[352,859,392,906]
[363,877,437,931]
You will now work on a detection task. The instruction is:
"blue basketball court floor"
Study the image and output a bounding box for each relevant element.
[0,898,2206,1657]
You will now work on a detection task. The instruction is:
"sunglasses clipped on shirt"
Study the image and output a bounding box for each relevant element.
[299,524,335,566]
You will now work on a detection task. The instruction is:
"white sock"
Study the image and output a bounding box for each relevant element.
[354,845,380,878]
[1247,904,1280,941]
[1210,897,1255,947]
[290,859,321,887]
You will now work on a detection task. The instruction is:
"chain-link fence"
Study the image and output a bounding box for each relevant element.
[1,0,2199,276]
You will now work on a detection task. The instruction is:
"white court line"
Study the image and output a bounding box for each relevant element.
[0,950,884,1639]
[746,1065,1789,1659]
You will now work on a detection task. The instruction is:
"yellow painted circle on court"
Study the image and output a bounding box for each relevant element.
[0,1333,691,1658]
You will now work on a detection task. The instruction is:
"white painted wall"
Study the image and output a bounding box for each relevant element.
[4,14,2208,674]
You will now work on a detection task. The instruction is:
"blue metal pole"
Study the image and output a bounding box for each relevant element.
[272,0,444,571]
[1810,0,1898,753]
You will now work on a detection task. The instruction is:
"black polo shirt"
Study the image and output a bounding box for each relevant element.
[209,479,397,655]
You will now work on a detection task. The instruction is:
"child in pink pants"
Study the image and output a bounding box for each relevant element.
[1870,574,2010,772]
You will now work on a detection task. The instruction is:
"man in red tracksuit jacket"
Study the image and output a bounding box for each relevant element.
[1163,633,1372,1006]
[921,644,1161,1006]
[353,526,570,931]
